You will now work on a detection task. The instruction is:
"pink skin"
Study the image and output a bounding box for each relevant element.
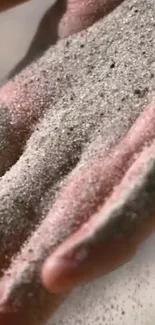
[0,104,155,325]
[41,104,155,293]
[7,0,125,77]
[57,0,125,38]
[0,0,29,12]
[0,0,125,175]
[42,141,155,293]
[1,0,155,323]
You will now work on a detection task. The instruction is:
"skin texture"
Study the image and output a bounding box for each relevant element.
[0,0,155,324]
[0,103,155,325]
[42,105,155,293]
[2,0,125,173]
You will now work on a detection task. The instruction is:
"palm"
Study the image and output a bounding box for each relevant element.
[0,1,154,325]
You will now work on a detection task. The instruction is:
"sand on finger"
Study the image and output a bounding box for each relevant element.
[0,0,154,324]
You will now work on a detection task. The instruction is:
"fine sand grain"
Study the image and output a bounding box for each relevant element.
[0,0,154,324]
[0,0,154,266]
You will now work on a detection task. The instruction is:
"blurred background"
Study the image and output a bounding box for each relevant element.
[0,0,56,83]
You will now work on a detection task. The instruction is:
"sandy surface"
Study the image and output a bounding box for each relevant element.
[47,0,155,324]
[0,0,155,324]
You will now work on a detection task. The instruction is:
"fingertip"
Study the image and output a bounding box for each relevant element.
[42,255,74,294]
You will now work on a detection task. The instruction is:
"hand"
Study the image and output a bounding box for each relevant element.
[1,0,125,78]
[0,1,154,325]
[0,0,29,12]
[41,104,155,293]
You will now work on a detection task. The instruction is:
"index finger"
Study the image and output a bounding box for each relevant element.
[0,0,29,12]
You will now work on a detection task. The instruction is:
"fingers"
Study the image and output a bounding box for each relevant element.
[0,97,86,273]
[42,140,155,293]
[42,105,155,293]
[0,0,29,12]
[5,0,125,77]
[0,0,129,268]
[0,120,135,325]
[0,104,154,325]
[0,106,155,325]
[58,0,125,38]
[0,25,65,176]
[0,0,125,168]
[0,0,125,34]
[8,0,66,78]
[0,77,42,176]
[0,1,154,323]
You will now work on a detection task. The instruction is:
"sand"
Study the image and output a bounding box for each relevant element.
[0,0,154,324]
